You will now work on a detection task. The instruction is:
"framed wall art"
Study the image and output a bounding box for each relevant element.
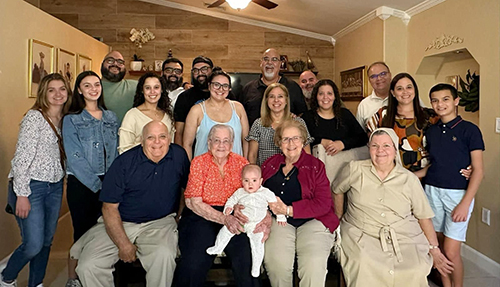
[340,66,367,101]
[57,48,76,87]
[77,54,92,74]
[28,39,54,98]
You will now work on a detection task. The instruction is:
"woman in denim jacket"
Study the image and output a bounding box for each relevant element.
[62,71,118,286]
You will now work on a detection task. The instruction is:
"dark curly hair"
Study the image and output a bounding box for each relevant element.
[381,73,430,130]
[68,71,107,114]
[309,79,343,128]
[133,72,174,123]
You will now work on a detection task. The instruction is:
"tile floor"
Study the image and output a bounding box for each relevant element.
[8,213,500,287]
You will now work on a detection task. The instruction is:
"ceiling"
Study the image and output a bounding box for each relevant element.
[142,0,436,40]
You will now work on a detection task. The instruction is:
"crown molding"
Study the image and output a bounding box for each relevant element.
[406,0,446,16]
[139,0,335,45]
[333,9,378,40]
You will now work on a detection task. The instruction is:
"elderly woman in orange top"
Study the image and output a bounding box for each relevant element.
[174,124,264,287]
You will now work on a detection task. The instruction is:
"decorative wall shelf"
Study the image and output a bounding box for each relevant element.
[129,70,161,76]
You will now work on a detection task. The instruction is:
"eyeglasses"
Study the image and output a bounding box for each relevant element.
[369,144,394,150]
[210,82,230,91]
[104,57,125,66]
[262,57,280,63]
[210,138,232,146]
[192,66,211,75]
[163,67,182,75]
[369,71,389,80]
[281,136,302,145]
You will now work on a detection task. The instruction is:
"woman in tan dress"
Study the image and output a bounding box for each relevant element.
[332,128,453,287]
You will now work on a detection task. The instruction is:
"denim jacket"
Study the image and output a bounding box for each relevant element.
[62,109,119,192]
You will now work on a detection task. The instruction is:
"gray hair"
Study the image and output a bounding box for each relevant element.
[207,124,234,144]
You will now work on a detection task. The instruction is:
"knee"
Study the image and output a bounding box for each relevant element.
[75,257,98,277]
[22,239,44,259]
[443,244,461,261]
[264,253,293,275]
[153,243,177,262]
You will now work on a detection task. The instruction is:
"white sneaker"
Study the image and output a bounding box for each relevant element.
[65,278,82,287]
[35,284,43,287]
[0,278,16,287]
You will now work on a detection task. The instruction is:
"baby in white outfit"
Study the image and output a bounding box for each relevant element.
[206,164,286,277]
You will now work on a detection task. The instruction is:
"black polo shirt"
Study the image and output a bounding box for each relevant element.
[100,144,190,223]
[238,75,308,126]
[174,87,211,123]
[425,116,484,189]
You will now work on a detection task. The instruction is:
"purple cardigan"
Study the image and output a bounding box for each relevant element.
[261,150,339,233]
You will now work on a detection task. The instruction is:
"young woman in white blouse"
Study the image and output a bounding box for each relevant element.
[118,72,175,154]
[2,73,72,287]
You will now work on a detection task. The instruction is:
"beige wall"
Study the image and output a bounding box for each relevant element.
[407,0,500,263]
[334,18,384,113]
[335,0,500,263]
[0,0,109,259]
[30,0,334,83]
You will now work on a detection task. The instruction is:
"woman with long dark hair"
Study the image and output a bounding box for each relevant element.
[2,73,72,287]
[119,72,174,154]
[302,79,367,156]
[366,73,438,175]
[63,71,119,286]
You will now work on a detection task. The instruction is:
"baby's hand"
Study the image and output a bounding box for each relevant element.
[277,221,287,227]
[224,207,233,215]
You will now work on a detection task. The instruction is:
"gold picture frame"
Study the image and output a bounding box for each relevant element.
[28,39,54,98]
[77,54,92,74]
[57,48,76,87]
[340,66,367,101]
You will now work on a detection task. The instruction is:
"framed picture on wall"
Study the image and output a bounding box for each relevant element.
[340,66,367,101]
[57,48,76,87]
[77,54,92,74]
[28,39,54,98]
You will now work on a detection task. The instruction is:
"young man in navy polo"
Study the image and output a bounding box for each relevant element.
[423,83,484,287]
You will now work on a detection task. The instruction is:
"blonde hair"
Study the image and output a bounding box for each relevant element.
[273,120,308,147]
[31,73,72,114]
[260,83,291,127]
[242,164,262,178]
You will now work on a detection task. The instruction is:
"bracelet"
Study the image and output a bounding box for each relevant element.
[429,245,439,250]
[286,206,290,218]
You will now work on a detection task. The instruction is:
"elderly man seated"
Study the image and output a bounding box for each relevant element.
[70,121,190,287]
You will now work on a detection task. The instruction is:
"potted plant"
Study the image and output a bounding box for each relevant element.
[130,54,144,71]
[458,70,479,112]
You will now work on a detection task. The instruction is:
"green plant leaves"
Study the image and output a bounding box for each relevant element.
[458,70,479,112]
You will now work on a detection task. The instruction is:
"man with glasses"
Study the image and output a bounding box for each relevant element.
[355,61,392,131]
[173,56,213,145]
[101,51,138,123]
[238,48,307,126]
[161,57,186,110]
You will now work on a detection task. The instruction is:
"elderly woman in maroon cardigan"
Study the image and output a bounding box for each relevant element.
[261,120,339,287]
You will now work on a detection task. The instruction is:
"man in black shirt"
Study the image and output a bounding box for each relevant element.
[238,48,308,126]
[173,56,213,145]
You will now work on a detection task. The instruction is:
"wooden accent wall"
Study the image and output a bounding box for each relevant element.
[27,0,334,81]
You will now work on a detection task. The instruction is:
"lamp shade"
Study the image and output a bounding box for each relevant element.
[226,0,251,9]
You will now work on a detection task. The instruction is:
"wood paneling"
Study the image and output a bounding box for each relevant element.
[156,14,228,30]
[30,0,334,80]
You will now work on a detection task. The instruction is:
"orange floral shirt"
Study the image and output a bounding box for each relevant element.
[184,152,249,206]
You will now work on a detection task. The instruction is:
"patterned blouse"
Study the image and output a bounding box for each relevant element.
[246,117,313,166]
[366,106,439,171]
[184,152,249,206]
[8,110,65,197]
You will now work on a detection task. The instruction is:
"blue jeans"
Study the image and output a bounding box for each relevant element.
[2,179,63,287]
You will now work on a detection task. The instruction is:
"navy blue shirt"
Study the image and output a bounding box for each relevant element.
[425,116,484,189]
[100,144,190,223]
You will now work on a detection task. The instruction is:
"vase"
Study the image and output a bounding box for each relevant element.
[130,61,143,71]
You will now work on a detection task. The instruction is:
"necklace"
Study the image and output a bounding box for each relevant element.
[284,167,296,181]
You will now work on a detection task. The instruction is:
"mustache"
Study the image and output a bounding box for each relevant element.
[167,75,179,81]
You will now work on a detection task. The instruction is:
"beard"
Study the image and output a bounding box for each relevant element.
[163,75,183,91]
[193,74,209,90]
[302,89,312,99]
[101,64,126,82]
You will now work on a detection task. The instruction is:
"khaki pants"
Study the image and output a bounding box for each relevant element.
[72,214,178,287]
[264,218,335,287]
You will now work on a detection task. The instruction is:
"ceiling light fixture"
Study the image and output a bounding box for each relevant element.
[226,0,252,10]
